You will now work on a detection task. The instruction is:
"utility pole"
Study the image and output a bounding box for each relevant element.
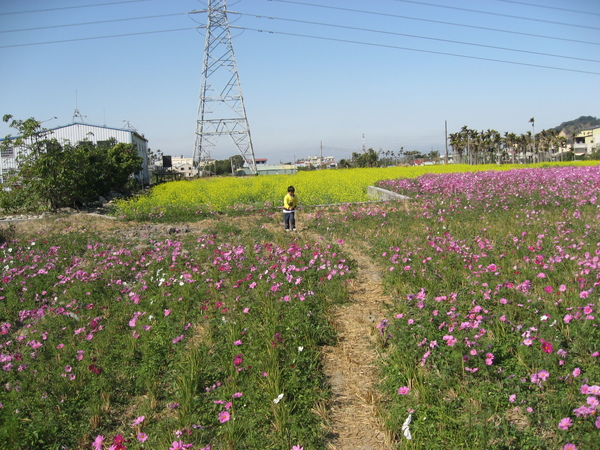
[444,120,448,164]
[320,140,323,169]
[529,117,535,163]
[192,0,257,175]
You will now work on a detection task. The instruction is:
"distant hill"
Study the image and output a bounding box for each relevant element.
[551,115,600,139]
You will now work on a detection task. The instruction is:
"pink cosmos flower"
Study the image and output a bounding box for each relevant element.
[558,417,573,430]
[595,416,600,429]
[573,368,581,377]
[233,340,242,346]
[218,411,230,423]
[563,444,577,450]
[397,386,410,395]
[509,394,516,403]
[92,435,104,450]
[131,415,145,426]
[537,370,549,381]
[137,432,148,443]
[291,446,304,450]
[232,392,243,398]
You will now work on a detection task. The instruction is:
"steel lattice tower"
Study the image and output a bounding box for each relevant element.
[193,0,257,175]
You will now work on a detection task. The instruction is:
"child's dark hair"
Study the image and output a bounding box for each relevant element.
[287,186,295,192]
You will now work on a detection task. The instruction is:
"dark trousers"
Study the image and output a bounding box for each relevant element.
[284,211,295,229]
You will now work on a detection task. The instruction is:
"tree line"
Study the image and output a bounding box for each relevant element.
[337,148,440,168]
[448,126,570,164]
[0,115,143,212]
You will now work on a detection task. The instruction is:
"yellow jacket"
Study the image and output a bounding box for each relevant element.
[283,193,298,211]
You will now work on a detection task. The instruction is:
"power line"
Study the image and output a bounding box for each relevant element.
[392,0,600,30]
[230,25,600,76]
[0,12,188,34]
[491,0,600,17]
[0,0,151,16]
[0,27,196,49]
[267,0,600,47]
[236,12,600,64]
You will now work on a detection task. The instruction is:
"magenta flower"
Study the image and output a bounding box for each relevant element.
[291,446,304,450]
[558,417,572,430]
[563,444,578,450]
[218,410,230,423]
[540,339,553,354]
[233,340,242,346]
[397,386,410,395]
[595,416,600,429]
[233,354,243,366]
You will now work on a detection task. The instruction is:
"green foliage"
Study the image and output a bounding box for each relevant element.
[1,115,143,211]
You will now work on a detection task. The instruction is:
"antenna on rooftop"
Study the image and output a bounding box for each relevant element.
[72,90,86,123]
[192,0,257,175]
[123,120,138,132]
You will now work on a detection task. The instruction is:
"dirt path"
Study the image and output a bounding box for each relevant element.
[319,238,396,449]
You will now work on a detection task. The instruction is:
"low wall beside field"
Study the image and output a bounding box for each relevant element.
[367,186,410,201]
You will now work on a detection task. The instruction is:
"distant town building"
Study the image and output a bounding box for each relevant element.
[236,164,297,176]
[295,155,337,169]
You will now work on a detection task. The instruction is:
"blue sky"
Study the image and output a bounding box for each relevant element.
[1,0,599,163]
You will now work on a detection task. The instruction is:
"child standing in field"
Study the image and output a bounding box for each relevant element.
[283,185,298,231]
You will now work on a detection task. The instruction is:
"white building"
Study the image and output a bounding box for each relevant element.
[171,157,195,178]
[1,123,150,185]
[573,127,600,157]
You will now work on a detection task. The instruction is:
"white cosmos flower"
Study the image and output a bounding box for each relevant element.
[273,393,284,404]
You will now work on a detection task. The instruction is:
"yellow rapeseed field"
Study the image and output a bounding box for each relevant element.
[116,162,597,218]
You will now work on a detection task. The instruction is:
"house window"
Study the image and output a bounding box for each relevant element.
[1,148,14,158]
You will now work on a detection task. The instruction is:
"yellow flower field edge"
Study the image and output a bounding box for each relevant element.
[115,162,599,221]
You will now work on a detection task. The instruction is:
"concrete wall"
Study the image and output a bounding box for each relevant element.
[367,186,411,201]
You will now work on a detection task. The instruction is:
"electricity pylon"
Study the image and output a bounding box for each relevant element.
[193,0,257,175]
